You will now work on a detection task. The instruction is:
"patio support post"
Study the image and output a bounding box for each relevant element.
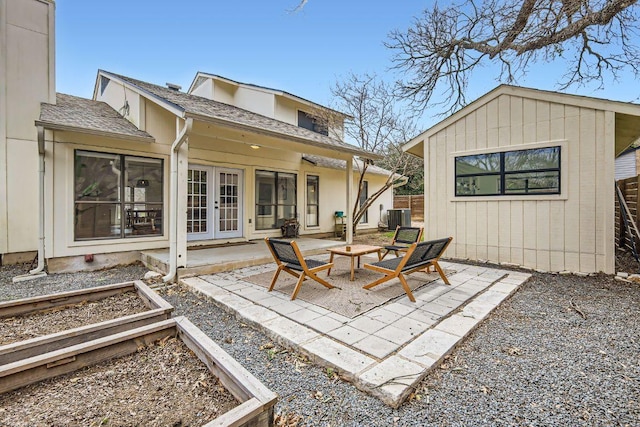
[163,118,192,283]
[346,156,353,244]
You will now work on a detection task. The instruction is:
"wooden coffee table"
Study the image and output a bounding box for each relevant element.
[327,244,383,281]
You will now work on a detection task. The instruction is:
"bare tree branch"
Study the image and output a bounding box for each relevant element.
[388,0,640,113]
[311,74,420,231]
[288,0,308,14]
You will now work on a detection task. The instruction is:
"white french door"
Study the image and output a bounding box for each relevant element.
[187,166,213,241]
[187,165,243,241]
[214,168,243,239]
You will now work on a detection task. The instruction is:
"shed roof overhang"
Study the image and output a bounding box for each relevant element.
[615,113,640,157]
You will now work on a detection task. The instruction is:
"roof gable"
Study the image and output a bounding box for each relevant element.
[404,84,640,157]
[97,70,379,160]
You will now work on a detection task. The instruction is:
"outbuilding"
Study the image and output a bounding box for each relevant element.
[404,85,640,274]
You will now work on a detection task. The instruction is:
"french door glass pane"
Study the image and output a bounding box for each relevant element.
[219,172,239,232]
[187,169,208,234]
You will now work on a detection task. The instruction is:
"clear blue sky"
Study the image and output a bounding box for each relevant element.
[56,0,639,130]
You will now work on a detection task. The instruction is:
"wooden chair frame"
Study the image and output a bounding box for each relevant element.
[264,237,335,300]
[363,237,453,302]
[381,226,424,259]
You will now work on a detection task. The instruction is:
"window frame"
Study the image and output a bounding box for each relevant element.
[297,110,328,136]
[359,180,369,223]
[255,170,298,231]
[454,144,563,198]
[306,174,320,228]
[74,149,164,241]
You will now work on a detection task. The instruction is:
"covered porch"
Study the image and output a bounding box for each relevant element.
[141,237,345,279]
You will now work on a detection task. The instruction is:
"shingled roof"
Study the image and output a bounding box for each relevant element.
[302,154,399,177]
[36,93,154,142]
[100,70,380,160]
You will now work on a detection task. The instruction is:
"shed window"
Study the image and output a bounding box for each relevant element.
[74,150,163,240]
[455,146,560,196]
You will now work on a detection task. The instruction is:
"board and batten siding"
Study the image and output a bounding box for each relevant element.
[424,93,615,274]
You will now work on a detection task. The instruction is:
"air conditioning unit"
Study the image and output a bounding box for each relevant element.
[387,209,411,229]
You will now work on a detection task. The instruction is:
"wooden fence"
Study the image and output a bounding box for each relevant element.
[393,195,424,220]
[616,175,640,253]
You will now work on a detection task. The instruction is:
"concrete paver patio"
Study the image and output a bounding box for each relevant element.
[180,256,530,407]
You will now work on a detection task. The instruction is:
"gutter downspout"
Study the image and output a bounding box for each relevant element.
[163,118,192,282]
[30,126,46,275]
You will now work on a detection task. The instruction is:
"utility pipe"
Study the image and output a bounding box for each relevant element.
[163,118,192,282]
[30,126,46,275]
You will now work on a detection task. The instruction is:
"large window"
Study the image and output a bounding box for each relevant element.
[306,175,319,227]
[255,170,297,230]
[74,150,163,240]
[455,146,560,196]
[298,111,328,136]
[359,180,369,223]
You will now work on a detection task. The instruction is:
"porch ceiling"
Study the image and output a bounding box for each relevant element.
[189,117,376,161]
[615,113,640,156]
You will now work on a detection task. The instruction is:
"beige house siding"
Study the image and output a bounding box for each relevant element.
[0,0,55,258]
[274,97,300,126]
[421,92,616,274]
[43,125,391,259]
[44,131,171,259]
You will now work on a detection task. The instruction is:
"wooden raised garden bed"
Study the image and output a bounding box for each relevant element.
[0,317,278,427]
[0,280,173,365]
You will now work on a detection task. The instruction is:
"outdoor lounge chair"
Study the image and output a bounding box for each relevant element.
[363,237,453,302]
[264,237,335,300]
[380,226,424,259]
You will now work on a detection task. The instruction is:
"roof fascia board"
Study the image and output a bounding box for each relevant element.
[187,72,208,93]
[98,70,186,118]
[186,112,382,160]
[35,120,155,143]
[504,85,640,115]
[402,134,424,155]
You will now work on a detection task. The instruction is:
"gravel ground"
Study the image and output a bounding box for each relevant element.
[0,336,238,426]
[1,260,639,426]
